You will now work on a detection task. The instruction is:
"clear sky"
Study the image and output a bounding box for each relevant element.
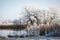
[0,0,60,21]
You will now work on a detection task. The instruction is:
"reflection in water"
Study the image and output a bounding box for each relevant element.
[0,30,14,37]
[0,29,40,37]
[0,30,27,37]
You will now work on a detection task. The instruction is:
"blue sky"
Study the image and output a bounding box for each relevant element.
[0,0,60,21]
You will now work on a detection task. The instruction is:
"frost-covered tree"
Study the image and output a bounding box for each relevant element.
[12,6,60,36]
[22,6,44,26]
[13,6,59,28]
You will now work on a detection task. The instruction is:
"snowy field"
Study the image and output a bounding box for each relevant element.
[0,37,60,40]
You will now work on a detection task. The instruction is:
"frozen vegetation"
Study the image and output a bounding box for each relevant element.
[0,6,60,38]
